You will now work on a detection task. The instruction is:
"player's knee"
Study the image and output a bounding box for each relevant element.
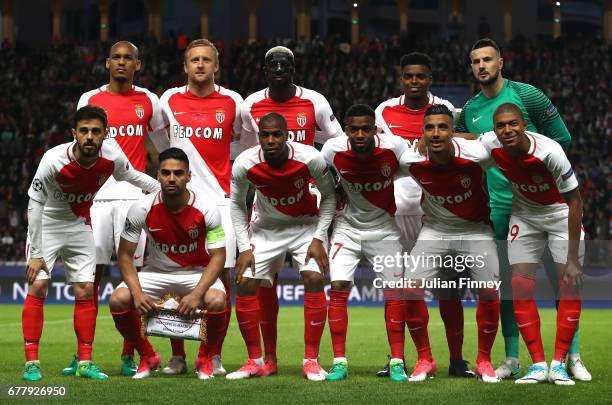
[72,282,94,299]
[204,291,226,312]
[236,278,258,296]
[109,288,131,311]
[478,288,499,301]
[330,280,352,291]
[28,280,49,297]
[301,270,324,291]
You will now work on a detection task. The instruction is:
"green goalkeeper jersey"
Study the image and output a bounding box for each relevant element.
[455,79,571,214]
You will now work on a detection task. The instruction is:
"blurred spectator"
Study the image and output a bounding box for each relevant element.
[0,36,609,261]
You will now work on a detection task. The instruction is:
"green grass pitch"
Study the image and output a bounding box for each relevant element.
[1,304,611,404]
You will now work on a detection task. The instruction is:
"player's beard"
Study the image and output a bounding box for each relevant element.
[77,142,100,158]
[478,69,500,86]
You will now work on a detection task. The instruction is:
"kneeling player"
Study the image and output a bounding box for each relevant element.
[480,103,584,385]
[228,112,336,381]
[321,104,410,382]
[400,105,500,383]
[109,147,227,380]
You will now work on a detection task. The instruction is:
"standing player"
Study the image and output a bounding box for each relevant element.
[160,38,243,376]
[375,52,474,378]
[399,104,501,383]
[22,105,159,381]
[67,40,167,377]
[109,147,227,380]
[479,103,583,385]
[321,104,409,382]
[455,38,589,380]
[239,45,343,374]
[228,113,335,381]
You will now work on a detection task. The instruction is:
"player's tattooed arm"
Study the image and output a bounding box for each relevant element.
[562,187,584,292]
[118,237,155,314]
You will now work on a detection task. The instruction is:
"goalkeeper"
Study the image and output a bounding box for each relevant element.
[455,38,590,381]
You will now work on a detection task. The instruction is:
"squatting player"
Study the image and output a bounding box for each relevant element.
[455,38,589,380]
[109,147,227,380]
[229,112,336,381]
[480,103,584,386]
[70,40,167,377]
[160,38,243,375]
[22,105,159,381]
[239,45,343,375]
[321,104,409,382]
[399,105,500,383]
[375,52,474,378]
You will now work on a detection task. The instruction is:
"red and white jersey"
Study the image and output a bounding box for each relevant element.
[400,138,492,231]
[479,131,579,216]
[28,142,159,233]
[122,190,225,271]
[160,84,243,203]
[78,85,166,200]
[240,86,342,147]
[231,142,336,252]
[375,93,456,215]
[322,133,408,230]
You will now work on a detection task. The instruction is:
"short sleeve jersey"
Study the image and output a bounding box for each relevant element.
[322,134,408,230]
[240,86,341,147]
[160,84,243,203]
[375,92,456,215]
[479,131,578,216]
[400,138,492,231]
[78,85,166,200]
[122,190,225,271]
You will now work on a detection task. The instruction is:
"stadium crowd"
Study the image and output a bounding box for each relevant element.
[0,35,609,261]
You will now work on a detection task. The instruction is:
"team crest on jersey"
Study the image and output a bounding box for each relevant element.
[215,109,225,124]
[380,164,392,178]
[294,177,304,189]
[460,175,471,189]
[296,112,307,127]
[532,175,543,184]
[134,104,145,120]
[98,175,108,186]
[188,224,199,240]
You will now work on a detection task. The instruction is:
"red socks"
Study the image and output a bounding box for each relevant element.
[439,297,464,361]
[199,311,226,358]
[112,310,155,358]
[236,295,262,359]
[22,294,45,362]
[554,280,581,361]
[476,289,500,363]
[257,281,279,358]
[384,297,407,359]
[512,274,545,363]
[170,338,186,358]
[304,292,327,359]
[328,290,349,358]
[213,278,232,356]
[74,298,97,361]
[405,289,432,361]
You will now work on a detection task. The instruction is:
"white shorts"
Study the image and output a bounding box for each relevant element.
[218,202,236,268]
[395,214,423,253]
[243,222,322,287]
[407,224,499,283]
[92,200,146,266]
[115,267,225,300]
[27,231,96,284]
[507,213,585,265]
[329,222,404,284]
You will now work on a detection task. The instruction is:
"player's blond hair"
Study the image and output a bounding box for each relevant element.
[184,39,219,62]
